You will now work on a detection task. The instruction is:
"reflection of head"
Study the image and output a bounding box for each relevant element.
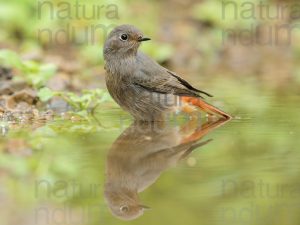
[104,188,149,221]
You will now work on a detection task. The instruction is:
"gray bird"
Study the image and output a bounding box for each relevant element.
[104,118,229,220]
[103,24,231,121]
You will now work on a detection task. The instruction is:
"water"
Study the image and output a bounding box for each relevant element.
[0,92,299,225]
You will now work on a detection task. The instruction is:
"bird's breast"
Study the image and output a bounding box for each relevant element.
[105,70,135,111]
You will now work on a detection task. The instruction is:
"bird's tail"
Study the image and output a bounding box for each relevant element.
[181,96,232,119]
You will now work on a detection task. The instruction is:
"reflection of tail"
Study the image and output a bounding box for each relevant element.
[181,96,232,119]
[181,118,229,144]
[176,118,230,160]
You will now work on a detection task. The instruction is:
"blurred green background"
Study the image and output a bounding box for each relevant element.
[0,0,300,225]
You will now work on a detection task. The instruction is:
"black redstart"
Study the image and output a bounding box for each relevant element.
[103,24,231,121]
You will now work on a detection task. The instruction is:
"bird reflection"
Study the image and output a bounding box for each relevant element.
[104,118,229,220]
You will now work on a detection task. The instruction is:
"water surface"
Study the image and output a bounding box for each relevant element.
[0,91,299,225]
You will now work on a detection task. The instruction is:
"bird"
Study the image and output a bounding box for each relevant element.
[104,118,229,220]
[103,24,232,121]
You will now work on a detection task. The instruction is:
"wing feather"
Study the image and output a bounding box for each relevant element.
[133,52,212,98]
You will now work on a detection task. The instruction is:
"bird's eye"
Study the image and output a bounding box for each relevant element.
[120,205,129,213]
[120,34,128,41]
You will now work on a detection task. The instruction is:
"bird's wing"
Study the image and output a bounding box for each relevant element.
[132,52,212,98]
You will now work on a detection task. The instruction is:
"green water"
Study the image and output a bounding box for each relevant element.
[0,90,300,225]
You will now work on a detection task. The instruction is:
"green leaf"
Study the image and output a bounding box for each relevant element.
[0,49,56,89]
[0,49,23,69]
[38,87,55,102]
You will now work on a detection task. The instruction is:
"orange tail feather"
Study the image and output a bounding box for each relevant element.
[181,97,232,119]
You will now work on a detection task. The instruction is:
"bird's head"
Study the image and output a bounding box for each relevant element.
[103,24,150,59]
[104,187,150,221]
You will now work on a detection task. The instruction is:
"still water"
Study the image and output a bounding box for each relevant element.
[0,91,299,225]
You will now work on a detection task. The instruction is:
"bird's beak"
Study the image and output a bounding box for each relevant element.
[139,204,151,210]
[138,37,151,42]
